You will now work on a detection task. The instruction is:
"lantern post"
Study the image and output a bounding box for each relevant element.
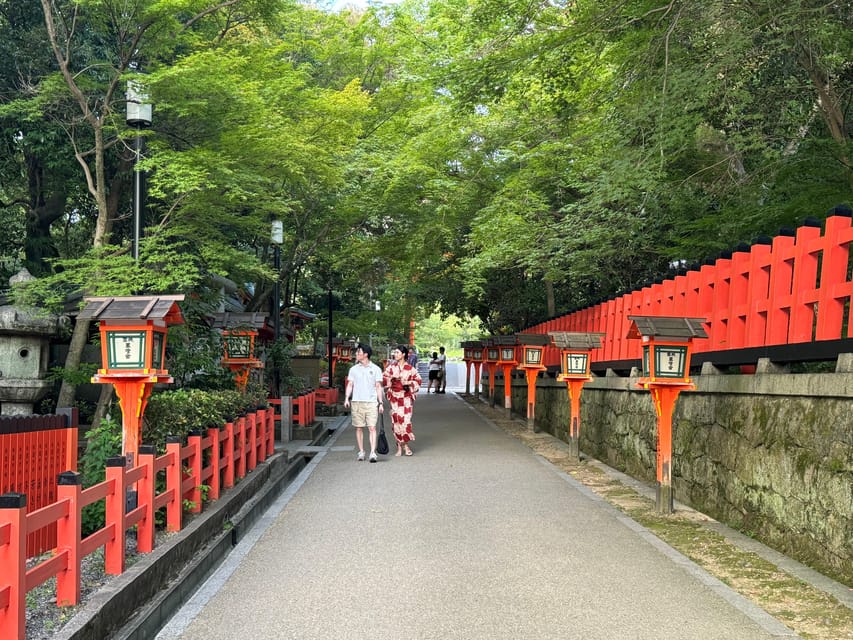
[549,331,604,460]
[471,344,484,399]
[627,316,707,514]
[211,312,267,394]
[493,336,518,417]
[79,295,184,467]
[460,340,483,396]
[483,340,500,407]
[516,334,549,431]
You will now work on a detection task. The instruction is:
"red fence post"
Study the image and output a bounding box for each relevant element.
[0,493,27,640]
[236,417,247,480]
[104,457,127,575]
[186,433,202,514]
[247,414,258,472]
[207,428,221,501]
[223,422,235,489]
[136,446,156,554]
[55,471,82,606]
[165,437,183,533]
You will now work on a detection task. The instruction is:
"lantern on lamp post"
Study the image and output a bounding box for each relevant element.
[493,335,519,417]
[211,312,267,394]
[516,334,549,431]
[460,340,483,396]
[549,331,605,460]
[482,339,500,407]
[627,315,707,514]
[79,295,184,466]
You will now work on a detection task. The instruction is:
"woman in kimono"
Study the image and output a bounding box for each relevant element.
[383,345,422,455]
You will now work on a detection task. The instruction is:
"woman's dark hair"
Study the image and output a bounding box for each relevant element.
[432,351,438,359]
[397,345,409,358]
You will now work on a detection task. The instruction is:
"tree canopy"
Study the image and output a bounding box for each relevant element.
[1,0,850,343]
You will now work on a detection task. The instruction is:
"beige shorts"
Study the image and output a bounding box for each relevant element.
[351,401,378,429]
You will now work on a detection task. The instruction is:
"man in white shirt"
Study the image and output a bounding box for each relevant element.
[437,346,447,394]
[343,343,385,462]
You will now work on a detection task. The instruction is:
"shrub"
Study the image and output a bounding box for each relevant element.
[143,388,255,448]
[79,416,122,535]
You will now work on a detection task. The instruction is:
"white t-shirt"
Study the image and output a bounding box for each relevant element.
[437,353,446,371]
[347,361,383,402]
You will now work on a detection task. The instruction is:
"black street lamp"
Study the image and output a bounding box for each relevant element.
[126,79,152,261]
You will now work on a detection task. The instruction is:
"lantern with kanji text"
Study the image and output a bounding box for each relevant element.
[79,295,185,466]
[516,334,549,431]
[460,340,484,396]
[627,316,707,514]
[210,312,267,394]
[549,331,605,460]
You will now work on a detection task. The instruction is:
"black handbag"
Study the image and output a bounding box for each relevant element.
[376,412,390,455]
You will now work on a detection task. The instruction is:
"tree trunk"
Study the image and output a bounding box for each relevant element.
[544,278,556,318]
[56,318,91,409]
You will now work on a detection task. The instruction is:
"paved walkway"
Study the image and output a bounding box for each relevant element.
[156,390,799,640]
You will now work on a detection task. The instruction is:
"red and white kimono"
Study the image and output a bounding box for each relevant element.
[382,361,422,443]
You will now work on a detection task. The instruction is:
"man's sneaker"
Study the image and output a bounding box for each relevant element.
[357,451,365,461]
[369,452,378,463]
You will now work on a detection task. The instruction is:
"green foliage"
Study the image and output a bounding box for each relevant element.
[46,363,99,387]
[143,388,249,447]
[79,416,122,535]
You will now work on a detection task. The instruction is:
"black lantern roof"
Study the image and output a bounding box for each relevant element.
[79,295,185,325]
[549,331,605,349]
[208,311,268,331]
[460,340,484,348]
[516,333,549,346]
[626,316,707,340]
[490,335,518,346]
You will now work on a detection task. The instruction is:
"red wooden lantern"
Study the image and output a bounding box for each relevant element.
[79,295,185,465]
[460,340,484,397]
[627,316,707,514]
[515,334,549,430]
[211,312,267,394]
[549,331,605,460]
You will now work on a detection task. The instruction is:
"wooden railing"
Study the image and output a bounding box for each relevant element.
[525,214,853,370]
[0,409,78,558]
[0,408,275,640]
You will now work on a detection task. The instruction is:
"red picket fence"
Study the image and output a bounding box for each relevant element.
[525,214,853,368]
[0,410,78,558]
[0,408,275,640]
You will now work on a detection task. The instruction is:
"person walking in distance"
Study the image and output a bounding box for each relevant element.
[436,346,447,394]
[343,343,384,463]
[426,351,440,393]
[383,345,422,456]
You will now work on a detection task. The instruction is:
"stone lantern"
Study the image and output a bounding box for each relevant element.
[0,270,64,415]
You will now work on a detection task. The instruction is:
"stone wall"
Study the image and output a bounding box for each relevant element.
[501,370,852,585]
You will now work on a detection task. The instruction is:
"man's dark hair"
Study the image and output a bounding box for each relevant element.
[357,343,373,358]
[439,346,445,353]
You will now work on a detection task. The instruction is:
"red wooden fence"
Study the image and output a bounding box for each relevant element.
[0,410,78,558]
[524,214,853,368]
[0,407,275,640]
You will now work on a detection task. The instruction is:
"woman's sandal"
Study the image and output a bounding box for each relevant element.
[395,445,402,457]
[404,446,413,456]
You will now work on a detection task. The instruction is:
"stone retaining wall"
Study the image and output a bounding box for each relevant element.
[501,370,852,584]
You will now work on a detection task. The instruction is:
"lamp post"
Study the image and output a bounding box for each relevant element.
[126,79,152,261]
[271,221,283,395]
